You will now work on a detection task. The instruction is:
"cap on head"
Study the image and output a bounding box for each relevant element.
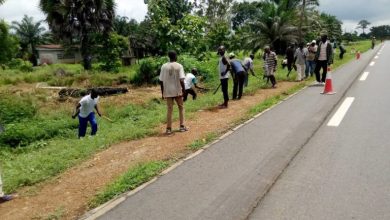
[191,68,198,74]
[217,46,226,55]
[312,40,316,44]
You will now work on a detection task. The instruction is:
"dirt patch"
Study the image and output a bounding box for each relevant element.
[0,82,298,220]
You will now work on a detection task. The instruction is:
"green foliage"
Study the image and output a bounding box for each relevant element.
[131,57,164,86]
[206,20,232,50]
[0,94,37,124]
[39,0,115,70]
[0,20,19,64]
[7,58,24,69]
[370,25,390,39]
[0,119,77,147]
[89,161,169,208]
[98,33,129,72]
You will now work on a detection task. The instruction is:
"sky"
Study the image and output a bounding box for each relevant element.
[0,0,389,33]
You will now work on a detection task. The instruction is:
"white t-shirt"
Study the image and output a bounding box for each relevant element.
[159,62,185,97]
[243,57,254,71]
[184,73,197,90]
[79,94,99,118]
[219,56,230,79]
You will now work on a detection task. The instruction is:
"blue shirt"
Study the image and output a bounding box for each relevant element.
[230,59,245,74]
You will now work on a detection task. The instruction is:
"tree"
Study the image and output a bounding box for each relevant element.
[0,20,19,65]
[239,1,299,53]
[11,15,46,65]
[370,25,390,39]
[231,1,263,30]
[39,0,115,70]
[96,33,129,72]
[194,0,234,26]
[0,0,5,5]
[357,20,371,35]
[320,13,342,41]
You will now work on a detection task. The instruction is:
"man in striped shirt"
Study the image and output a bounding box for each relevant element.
[263,46,278,88]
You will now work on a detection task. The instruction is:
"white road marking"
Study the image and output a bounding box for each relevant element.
[375,56,379,59]
[359,72,370,81]
[327,97,355,127]
[370,61,375,66]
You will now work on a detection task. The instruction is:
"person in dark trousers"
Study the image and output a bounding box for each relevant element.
[314,34,333,84]
[285,44,296,76]
[183,68,205,102]
[229,53,246,100]
[371,36,376,49]
[72,89,102,138]
[243,54,255,87]
[339,43,346,59]
[217,46,231,109]
[263,46,278,88]
[306,40,317,77]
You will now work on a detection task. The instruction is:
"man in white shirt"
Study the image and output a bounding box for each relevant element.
[314,34,333,84]
[159,51,187,134]
[183,68,205,102]
[294,42,308,81]
[217,46,231,109]
[72,89,102,138]
[243,54,255,87]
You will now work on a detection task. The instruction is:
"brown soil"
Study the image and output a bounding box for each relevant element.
[0,82,299,220]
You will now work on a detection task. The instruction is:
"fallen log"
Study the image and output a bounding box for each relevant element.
[59,87,128,98]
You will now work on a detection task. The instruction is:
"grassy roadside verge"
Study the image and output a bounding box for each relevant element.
[87,41,373,209]
[0,41,372,195]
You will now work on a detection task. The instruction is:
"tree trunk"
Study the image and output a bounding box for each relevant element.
[298,0,306,43]
[81,33,92,70]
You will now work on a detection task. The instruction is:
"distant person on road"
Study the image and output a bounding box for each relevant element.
[314,34,333,84]
[305,40,317,78]
[217,46,231,109]
[339,43,346,59]
[0,171,13,203]
[159,51,188,135]
[229,53,246,100]
[243,54,256,87]
[371,36,376,49]
[294,42,308,81]
[285,44,296,76]
[263,46,278,88]
[183,68,205,102]
[72,89,102,138]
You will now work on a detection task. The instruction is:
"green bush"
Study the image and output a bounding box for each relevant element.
[7,58,24,69]
[19,61,33,72]
[131,58,161,86]
[0,119,78,147]
[0,95,37,124]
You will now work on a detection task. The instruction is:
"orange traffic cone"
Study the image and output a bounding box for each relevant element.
[321,67,336,95]
[356,51,361,60]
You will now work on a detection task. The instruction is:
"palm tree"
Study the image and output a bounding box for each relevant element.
[39,0,115,70]
[11,15,46,65]
[0,0,5,5]
[242,1,298,53]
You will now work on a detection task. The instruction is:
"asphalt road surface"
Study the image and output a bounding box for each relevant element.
[89,42,386,220]
[249,43,390,220]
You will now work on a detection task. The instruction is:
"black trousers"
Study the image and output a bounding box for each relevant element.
[221,78,229,104]
[183,88,197,102]
[233,72,245,99]
[339,51,345,59]
[314,60,328,82]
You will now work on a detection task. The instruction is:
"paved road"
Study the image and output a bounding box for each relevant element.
[249,43,390,219]
[87,44,382,220]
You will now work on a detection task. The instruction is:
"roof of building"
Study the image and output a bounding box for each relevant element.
[36,45,64,50]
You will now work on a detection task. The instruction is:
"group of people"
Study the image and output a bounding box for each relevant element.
[285,34,335,84]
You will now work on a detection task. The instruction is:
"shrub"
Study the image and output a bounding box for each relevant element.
[0,119,78,147]
[131,58,161,86]
[19,61,33,72]
[0,94,37,124]
[7,58,24,69]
